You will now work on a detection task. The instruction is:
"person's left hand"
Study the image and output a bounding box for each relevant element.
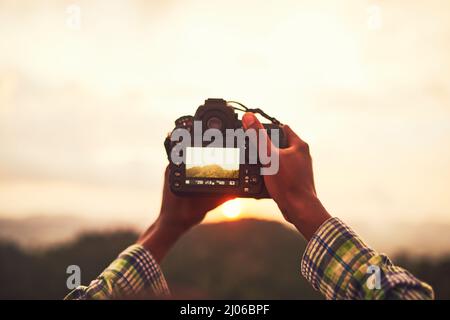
[158,166,234,230]
[138,167,233,262]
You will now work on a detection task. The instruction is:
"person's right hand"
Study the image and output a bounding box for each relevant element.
[242,112,331,240]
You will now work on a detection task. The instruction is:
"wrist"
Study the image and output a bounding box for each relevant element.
[156,215,192,236]
[137,217,186,263]
[283,195,332,241]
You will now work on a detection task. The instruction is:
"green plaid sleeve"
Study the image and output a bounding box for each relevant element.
[301,217,434,300]
[64,244,170,299]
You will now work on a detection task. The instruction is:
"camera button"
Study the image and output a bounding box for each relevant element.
[174,170,182,177]
[173,181,181,188]
[173,161,182,167]
[250,176,259,184]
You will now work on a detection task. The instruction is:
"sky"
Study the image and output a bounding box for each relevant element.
[0,0,449,254]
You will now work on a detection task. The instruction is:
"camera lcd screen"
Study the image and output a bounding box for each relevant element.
[185,147,240,179]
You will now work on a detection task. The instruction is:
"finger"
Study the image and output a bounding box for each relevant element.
[162,165,172,195]
[164,165,170,184]
[164,165,169,176]
[282,124,308,150]
[210,195,236,208]
[242,112,277,158]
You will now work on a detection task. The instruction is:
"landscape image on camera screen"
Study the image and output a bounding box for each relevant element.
[186,147,240,179]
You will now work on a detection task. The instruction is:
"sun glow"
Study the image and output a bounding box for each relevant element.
[221,199,242,219]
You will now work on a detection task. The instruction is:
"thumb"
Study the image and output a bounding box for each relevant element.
[242,112,277,158]
[282,125,307,150]
[242,112,261,131]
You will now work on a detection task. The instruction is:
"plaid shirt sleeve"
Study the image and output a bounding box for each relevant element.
[301,217,434,300]
[64,244,170,299]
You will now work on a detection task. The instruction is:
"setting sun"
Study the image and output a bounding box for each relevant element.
[221,199,242,219]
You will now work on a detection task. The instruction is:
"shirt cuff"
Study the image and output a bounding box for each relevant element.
[108,244,171,298]
[300,217,375,299]
[65,244,170,299]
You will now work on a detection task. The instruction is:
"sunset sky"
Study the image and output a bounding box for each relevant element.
[0,0,449,254]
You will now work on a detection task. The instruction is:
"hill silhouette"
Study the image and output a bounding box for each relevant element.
[186,164,239,178]
[162,219,320,299]
[0,219,449,299]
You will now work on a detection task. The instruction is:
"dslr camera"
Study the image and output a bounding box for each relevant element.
[164,98,287,198]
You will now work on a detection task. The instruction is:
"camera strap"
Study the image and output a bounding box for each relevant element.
[227,101,282,125]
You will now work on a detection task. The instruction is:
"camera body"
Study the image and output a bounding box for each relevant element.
[164,99,287,198]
